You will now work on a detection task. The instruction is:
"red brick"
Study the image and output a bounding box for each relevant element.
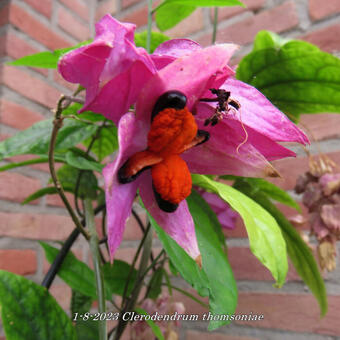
[199,1,298,46]
[46,191,76,209]
[210,0,265,22]
[309,0,340,21]
[269,151,340,191]
[0,212,75,240]
[299,113,340,141]
[0,249,37,275]
[49,283,72,309]
[301,23,340,53]
[1,65,60,108]
[0,172,41,204]
[96,0,118,21]
[228,247,299,281]
[122,0,140,9]
[58,6,90,41]
[236,293,340,335]
[123,213,145,240]
[0,34,5,56]
[223,217,247,238]
[0,99,44,130]
[186,331,260,340]
[0,4,10,26]
[60,0,89,21]
[120,5,148,27]
[166,9,204,38]
[23,0,52,18]
[3,32,48,76]
[8,3,72,50]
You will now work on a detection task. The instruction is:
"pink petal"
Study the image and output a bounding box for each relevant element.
[197,102,297,161]
[220,78,309,145]
[136,44,238,125]
[139,173,200,260]
[151,39,201,70]
[103,112,148,258]
[81,60,155,124]
[183,112,279,177]
[58,15,156,124]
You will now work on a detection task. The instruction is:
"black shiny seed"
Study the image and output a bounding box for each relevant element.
[151,90,187,121]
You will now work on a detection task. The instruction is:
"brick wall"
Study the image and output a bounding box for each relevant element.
[1,0,340,339]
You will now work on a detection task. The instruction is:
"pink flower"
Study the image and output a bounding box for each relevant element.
[103,41,309,261]
[58,15,157,124]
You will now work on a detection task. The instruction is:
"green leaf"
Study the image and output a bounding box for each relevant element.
[253,30,290,51]
[242,178,301,211]
[75,320,99,340]
[135,307,165,340]
[0,155,65,172]
[7,40,91,69]
[187,191,237,330]
[233,180,328,316]
[148,212,209,297]
[82,126,118,162]
[135,31,170,53]
[155,3,196,31]
[56,164,98,199]
[66,151,104,172]
[62,103,106,122]
[0,270,77,340]
[147,191,238,331]
[236,33,340,119]
[155,0,244,30]
[40,242,97,299]
[146,267,164,300]
[148,218,216,318]
[102,260,137,296]
[0,119,98,161]
[192,174,288,287]
[168,259,179,276]
[22,186,74,205]
[71,290,93,316]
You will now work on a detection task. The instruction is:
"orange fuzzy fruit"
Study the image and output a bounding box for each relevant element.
[151,154,192,204]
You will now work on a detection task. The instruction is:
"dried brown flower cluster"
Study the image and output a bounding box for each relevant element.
[295,156,340,272]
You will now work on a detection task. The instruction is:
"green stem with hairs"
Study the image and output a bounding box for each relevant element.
[85,198,107,340]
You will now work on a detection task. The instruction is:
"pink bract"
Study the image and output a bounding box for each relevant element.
[58,15,156,124]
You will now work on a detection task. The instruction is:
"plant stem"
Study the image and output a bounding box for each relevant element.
[114,226,153,340]
[41,228,79,289]
[49,96,90,240]
[41,204,105,289]
[212,7,218,44]
[85,198,107,340]
[146,0,153,53]
[121,223,151,306]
